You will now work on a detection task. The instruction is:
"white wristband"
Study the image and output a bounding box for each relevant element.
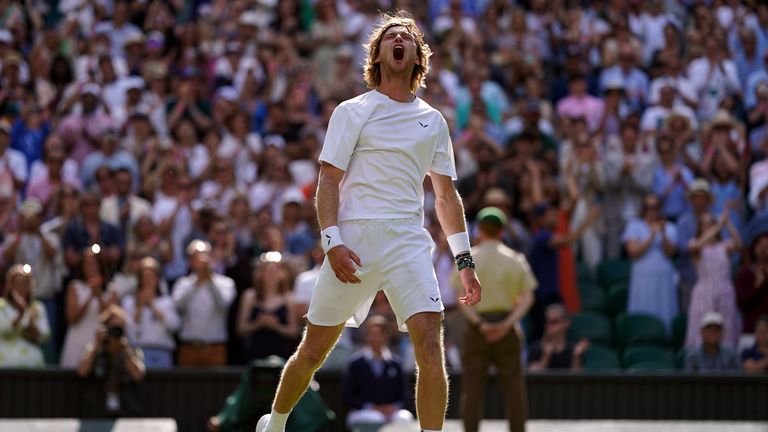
[321,226,345,253]
[446,232,471,257]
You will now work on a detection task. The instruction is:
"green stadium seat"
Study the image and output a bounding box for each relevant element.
[616,314,668,347]
[581,344,620,370]
[577,261,593,283]
[622,345,675,368]
[672,314,688,349]
[569,312,613,345]
[607,283,628,317]
[675,348,688,369]
[579,282,609,313]
[626,361,675,373]
[596,259,631,289]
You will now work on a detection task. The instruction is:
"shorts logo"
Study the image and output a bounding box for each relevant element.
[418,121,429,128]
[429,296,439,303]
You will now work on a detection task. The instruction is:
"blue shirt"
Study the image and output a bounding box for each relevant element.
[599,66,650,112]
[10,119,49,172]
[529,229,558,297]
[653,164,694,220]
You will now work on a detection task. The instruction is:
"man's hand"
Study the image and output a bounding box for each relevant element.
[574,338,590,357]
[458,268,481,305]
[327,245,362,284]
[480,322,509,343]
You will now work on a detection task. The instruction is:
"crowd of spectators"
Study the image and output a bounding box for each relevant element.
[1,0,768,381]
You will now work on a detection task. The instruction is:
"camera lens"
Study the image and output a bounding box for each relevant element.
[107,325,124,339]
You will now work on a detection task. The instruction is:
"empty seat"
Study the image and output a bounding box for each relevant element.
[607,283,628,317]
[569,312,613,345]
[582,344,620,369]
[597,259,630,289]
[616,314,668,347]
[622,345,675,369]
[579,282,609,313]
[672,314,688,349]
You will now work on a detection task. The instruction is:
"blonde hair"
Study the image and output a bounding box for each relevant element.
[4,264,35,304]
[363,11,432,94]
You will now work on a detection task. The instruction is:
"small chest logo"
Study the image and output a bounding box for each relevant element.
[418,121,429,128]
[430,296,440,303]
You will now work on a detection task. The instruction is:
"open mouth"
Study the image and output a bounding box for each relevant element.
[393,45,404,60]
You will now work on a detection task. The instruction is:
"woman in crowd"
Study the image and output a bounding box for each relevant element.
[60,247,117,368]
[685,210,742,349]
[0,265,50,367]
[122,257,180,368]
[623,195,679,330]
[237,252,299,361]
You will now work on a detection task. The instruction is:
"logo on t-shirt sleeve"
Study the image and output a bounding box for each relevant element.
[418,121,429,128]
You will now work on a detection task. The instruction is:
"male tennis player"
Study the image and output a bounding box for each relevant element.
[257,11,481,432]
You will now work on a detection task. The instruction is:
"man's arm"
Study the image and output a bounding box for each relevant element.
[430,172,481,306]
[316,162,361,284]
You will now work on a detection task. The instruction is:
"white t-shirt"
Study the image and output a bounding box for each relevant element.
[319,90,457,221]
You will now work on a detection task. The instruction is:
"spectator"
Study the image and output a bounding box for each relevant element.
[122,257,180,369]
[528,304,588,371]
[603,123,654,259]
[127,215,172,267]
[652,135,694,220]
[0,264,51,367]
[0,119,27,194]
[676,180,714,311]
[1,199,62,357]
[623,195,678,330]
[57,84,114,164]
[237,252,299,361]
[77,304,145,417]
[556,74,604,133]
[62,191,123,278]
[173,240,236,367]
[80,129,139,191]
[742,314,768,373]
[60,246,117,368]
[685,210,742,349]
[736,232,768,335]
[152,170,194,284]
[453,207,535,432]
[26,141,81,219]
[528,203,600,341]
[343,315,413,431]
[599,46,649,113]
[100,168,151,242]
[684,312,740,373]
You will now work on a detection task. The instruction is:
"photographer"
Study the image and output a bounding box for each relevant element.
[77,305,145,417]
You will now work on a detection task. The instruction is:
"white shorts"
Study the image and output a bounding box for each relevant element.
[307,218,443,331]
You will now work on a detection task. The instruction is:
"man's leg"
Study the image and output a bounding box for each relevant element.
[270,323,344,417]
[493,328,527,432]
[460,326,491,432]
[406,312,447,430]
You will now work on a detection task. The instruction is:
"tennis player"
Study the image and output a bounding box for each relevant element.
[257,11,481,432]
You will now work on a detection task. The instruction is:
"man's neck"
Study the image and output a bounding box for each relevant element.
[377,76,414,103]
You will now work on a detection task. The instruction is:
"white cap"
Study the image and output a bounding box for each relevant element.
[239,11,260,27]
[81,83,101,96]
[216,86,238,102]
[700,311,725,328]
[264,134,285,149]
[282,188,305,206]
[123,76,145,91]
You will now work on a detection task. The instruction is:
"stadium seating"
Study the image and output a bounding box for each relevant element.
[596,259,631,289]
[578,282,609,314]
[616,314,668,347]
[672,314,688,350]
[569,312,613,345]
[607,282,629,317]
[622,345,675,369]
[581,345,621,370]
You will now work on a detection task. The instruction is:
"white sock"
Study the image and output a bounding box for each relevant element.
[265,409,289,432]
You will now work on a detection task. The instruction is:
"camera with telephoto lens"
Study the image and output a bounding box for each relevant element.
[107,325,124,339]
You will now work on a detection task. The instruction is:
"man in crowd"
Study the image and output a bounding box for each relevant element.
[453,207,535,432]
[742,314,768,373]
[528,304,589,371]
[173,240,236,367]
[343,315,413,430]
[684,312,740,373]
